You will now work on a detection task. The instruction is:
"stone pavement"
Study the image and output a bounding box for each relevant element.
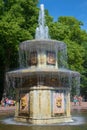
[0,102,87,116]
[0,106,15,116]
[71,102,87,110]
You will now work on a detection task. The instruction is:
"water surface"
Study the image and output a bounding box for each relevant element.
[0,110,87,130]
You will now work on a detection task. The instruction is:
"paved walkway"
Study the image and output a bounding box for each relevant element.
[71,102,87,110]
[0,106,15,116]
[0,102,87,116]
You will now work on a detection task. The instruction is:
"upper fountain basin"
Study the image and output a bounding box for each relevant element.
[19,39,66,50]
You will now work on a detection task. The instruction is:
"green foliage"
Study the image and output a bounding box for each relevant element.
[49,16,87,97]
[80,42,87,97]
[0,0,38,100]
[82,42,87,70]
[49,22,70,40]
[45,9,53,25]
[0,0,38,68]
[49,16,86,72]
[58,16,83,27]
[64,39,85,72]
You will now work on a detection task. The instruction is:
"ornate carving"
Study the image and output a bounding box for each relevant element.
[20,93,29,112]
[30,51,37,65]
[47,51,56,65]
[56,96,62,107]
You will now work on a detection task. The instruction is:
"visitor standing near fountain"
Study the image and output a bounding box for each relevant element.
[78,95,83,106]
[73,95,78,106]
[73,95,83,106]
[6,4,80,124]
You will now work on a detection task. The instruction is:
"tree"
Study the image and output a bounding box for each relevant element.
[49,16,87,96]
[81,42,87,100]
[49,16,85,71]
[0,0,38,100]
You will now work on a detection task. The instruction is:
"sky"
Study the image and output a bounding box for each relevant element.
[38,0,87,31]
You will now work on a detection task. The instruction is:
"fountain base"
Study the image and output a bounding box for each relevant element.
[14,86,71,124]
[14,116,72,124]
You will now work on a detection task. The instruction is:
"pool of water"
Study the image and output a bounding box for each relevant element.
[0,110,87,130]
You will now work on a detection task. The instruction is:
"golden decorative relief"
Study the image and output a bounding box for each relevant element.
[21,96,27,109]
[47,51,56,65]
[20,93,29,112]
[56,96,62,107]
[30,52,37,65]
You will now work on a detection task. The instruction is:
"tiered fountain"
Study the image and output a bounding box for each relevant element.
[6,4,80,124]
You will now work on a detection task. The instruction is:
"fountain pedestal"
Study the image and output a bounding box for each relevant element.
[14,86,72,124]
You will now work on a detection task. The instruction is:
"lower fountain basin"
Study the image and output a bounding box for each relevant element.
[0,110,87,130]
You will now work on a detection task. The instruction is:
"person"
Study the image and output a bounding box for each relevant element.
[1,98,5,107]
[73,95,78,105]
[4,97,9,106]
[78,96,83,106]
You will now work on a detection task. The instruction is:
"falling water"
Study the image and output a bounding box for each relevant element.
[6,3,80,101]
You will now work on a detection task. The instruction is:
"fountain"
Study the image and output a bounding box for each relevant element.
[6,4,80,124]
